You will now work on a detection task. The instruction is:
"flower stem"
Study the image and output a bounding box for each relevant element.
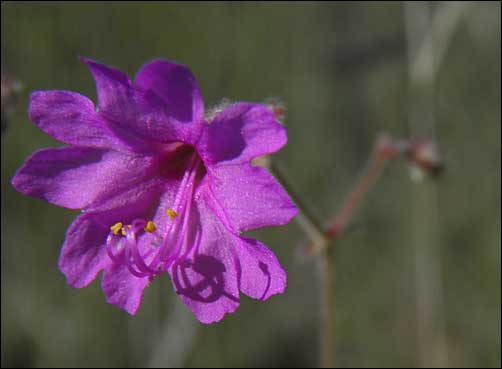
[270,162,333,367]
[327,149,390,237]
[404,2,462,365]
[318,244,335,368]
[271,133,417,368]
[307,133,403,256]
[270,162,327,246]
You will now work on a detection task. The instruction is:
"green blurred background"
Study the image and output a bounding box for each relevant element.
[1,2,500,367]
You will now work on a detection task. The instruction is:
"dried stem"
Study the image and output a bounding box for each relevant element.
[315,135,400,368]
[306,133,404,257]
[325,135,401,239]
[404,1,468,366]
[272,133,406,368]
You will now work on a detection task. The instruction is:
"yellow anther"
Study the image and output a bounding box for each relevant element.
[166,208,178,220]
[110,222,123,235]
[120,224,131,236]
[144,221,157,233]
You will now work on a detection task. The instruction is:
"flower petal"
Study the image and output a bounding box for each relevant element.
[235,237,286,300]
[100,176,192,315]
[199,103,287,165]
[59,178,164,289]
[93,170,188,314]
[102,262,151,315]
[11,147,158,210]
[84,57,203,146]
[58,213,111,288]
[169,197,240,324]
[135,59,205,126]
[82,57,135,117]
[29,90,160,154]
[62,148,191,312]
[206,164,297,232]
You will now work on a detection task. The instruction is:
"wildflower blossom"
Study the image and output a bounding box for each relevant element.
[12,58,297,323]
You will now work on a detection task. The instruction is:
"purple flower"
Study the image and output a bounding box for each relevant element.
[11,58,297,324]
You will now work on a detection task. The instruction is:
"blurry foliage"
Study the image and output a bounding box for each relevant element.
[1,2,500,368]
[1,74,22,134]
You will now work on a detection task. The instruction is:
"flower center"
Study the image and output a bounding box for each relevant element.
[105,148,204,281]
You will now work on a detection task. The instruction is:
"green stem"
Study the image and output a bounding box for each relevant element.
[270,162,325,236]
[318,245,335,368]
[270,162,328,250]
[270,162,332,367]
[270,139,398,368]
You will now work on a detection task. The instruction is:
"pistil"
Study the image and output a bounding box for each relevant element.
[105,153,203,280]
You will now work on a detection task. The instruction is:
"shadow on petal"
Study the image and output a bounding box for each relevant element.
[258,261,272,301]
[172,254,239,304]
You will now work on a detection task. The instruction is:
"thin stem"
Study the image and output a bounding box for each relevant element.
[404,2,465,366]
[274,129,444,368]
[271,133,408,368]
[326,147,394,238]
[270,162,328,249]
[316,136,399,368]
[318,245,335,368]
[307,134,403,256]
[270,162,333,367]
[271,135,401,369]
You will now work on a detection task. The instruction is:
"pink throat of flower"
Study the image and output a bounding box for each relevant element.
[105,153,203,281]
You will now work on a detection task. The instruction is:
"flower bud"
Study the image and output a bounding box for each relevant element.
[265,97,286,123]
[406,138,444,179]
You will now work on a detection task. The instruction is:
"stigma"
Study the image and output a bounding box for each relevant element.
[105,153,203,280]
